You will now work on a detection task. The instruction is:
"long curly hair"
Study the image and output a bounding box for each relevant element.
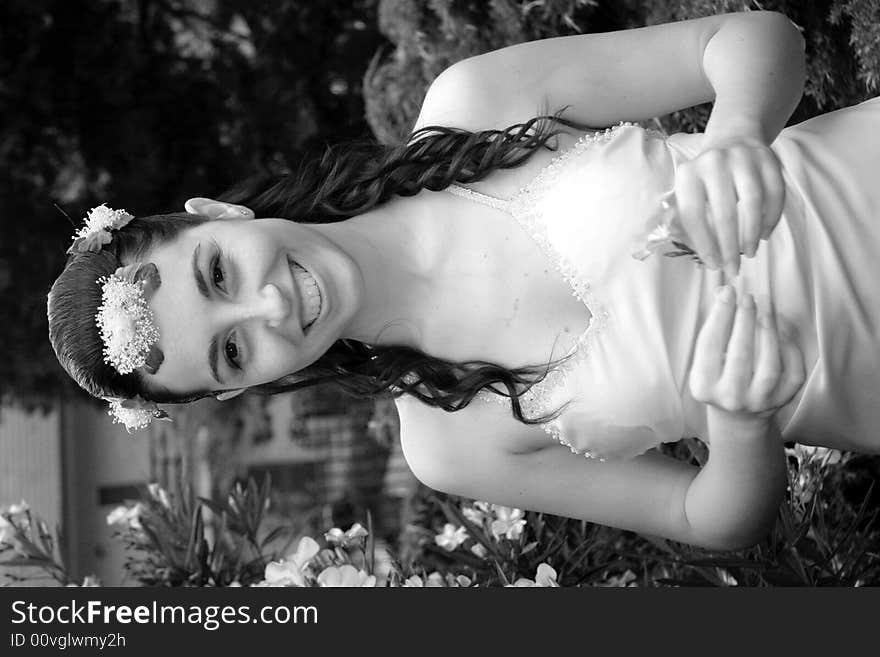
[49,111,591,424]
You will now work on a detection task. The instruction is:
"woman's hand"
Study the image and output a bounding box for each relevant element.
[688,285,805,433]
[672,136,786,279]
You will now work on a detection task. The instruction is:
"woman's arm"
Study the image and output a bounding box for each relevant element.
[701,12,805,146]
[414,11,805,136]
[682,409,786,550]
[397,392,781,551]
[398,395,779,551]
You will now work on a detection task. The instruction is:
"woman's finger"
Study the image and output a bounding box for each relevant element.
[689,285,737,399]
[700,151,740,278]
[718,292,756,409]
[758,152,786,240]
[730,151,765,259]
[771,325,806,408]
[675,163,720,270]
[748,310,783,405]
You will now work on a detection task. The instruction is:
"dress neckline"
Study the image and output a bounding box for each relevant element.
[442,122,667,457]
[443,126,644,362]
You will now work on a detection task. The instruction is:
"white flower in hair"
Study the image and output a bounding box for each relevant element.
[95,266,161,375]
[68,204,135,254]
[107,398,170,433]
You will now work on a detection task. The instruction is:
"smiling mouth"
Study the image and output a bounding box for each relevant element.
[289,259,323,332]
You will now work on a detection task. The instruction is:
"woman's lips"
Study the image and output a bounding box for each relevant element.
[289,258,322,332]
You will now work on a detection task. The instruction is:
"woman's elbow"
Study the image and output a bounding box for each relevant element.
[690,506,777,552]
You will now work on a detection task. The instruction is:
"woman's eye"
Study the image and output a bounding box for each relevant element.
[224,334,240,369]
[212,257,225,289]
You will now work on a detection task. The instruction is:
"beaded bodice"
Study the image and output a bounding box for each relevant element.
[445,122,700,460]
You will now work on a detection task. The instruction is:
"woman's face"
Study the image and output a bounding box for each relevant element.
[143,214,363,397]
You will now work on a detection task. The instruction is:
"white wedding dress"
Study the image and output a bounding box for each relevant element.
[446,95,880,458]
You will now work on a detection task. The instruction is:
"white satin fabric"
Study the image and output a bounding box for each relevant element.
[456,97,880,457]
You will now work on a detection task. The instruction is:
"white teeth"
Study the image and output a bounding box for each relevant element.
[291,261,322,330]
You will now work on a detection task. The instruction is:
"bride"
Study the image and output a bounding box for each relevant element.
[48,10,880,550]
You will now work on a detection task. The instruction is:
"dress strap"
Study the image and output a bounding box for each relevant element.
[446,184,512,214]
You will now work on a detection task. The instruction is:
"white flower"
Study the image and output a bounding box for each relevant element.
[425,572,445,587]
[96,274,160,375]
[107,401,153,432]
[262,560,306,587]
[147,483,170,508]
[512,563,559,587]
[324,522,368,548]
[7,500,29,515]
[73,205,134,240]
[105,503,143,531]
[434,523,468,551]
[260,536,320,587]
[470,543,488,559]
[316,565,376,587]
[403,575,424,587]
[490,506,526,541]
[462,501,491,525]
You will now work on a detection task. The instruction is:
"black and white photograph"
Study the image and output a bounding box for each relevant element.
[2,0,880,636]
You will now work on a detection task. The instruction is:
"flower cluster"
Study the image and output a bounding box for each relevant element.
[96,274,160,375]
[67,204,134,254]
[433,502,527,561]
[256,535,377,588]
[106,503,145,532]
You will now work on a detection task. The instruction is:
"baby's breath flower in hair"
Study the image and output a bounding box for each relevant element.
[95,272,160,375]
[106,397,170,433]
[67,204,135,254]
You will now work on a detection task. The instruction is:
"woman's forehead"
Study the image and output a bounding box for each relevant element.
[145,229,213,392]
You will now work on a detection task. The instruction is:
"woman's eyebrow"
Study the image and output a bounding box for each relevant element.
[192,243,224,385]
[192,243,209,299]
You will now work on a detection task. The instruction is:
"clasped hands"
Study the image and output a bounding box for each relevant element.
[677,135,805,428]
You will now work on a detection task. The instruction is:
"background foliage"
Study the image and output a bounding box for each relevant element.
[4,0,880,406]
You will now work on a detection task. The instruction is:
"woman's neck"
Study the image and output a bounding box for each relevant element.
[313,190,444,349]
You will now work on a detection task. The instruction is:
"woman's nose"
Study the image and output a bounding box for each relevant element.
[241,283,290,328]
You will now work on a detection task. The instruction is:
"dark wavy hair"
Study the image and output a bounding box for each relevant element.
[48,111,592,424]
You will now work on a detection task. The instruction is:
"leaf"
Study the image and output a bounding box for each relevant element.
[198,497,228,517]
[259,525,290,549]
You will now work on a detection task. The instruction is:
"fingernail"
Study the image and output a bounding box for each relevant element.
[715,285,733,303]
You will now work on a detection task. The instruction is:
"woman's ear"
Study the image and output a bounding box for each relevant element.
[184,197,254,220]
[215,388,247,402]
